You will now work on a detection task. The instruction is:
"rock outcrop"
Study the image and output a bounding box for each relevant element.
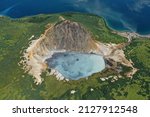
[21,20,100,84]
[20,19,137,85]
[31,20,99,57]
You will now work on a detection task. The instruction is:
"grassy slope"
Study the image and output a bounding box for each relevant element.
[0,13,149,100]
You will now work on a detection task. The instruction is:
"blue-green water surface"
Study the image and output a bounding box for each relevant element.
[46,52,105,80]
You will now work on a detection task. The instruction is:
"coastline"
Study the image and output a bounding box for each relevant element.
[112,30,150,43]
[1,12,150,37]
[95,14,150,38]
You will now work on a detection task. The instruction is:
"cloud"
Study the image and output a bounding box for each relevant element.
[129,0,150,12]
[76,0,88,3]
[0,5,15,15]
[76,0,150,12]
[74,0,137,32]
[0,3,20,16]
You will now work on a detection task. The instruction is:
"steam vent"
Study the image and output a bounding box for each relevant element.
[21,20,137,85]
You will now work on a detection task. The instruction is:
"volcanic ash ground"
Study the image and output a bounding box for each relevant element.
[20,20,137,85]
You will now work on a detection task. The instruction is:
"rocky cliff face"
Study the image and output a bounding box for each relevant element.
[33,20,98,57]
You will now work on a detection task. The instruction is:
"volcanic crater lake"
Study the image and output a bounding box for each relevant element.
[46,52,106,80]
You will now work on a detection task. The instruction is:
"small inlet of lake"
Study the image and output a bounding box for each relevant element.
[46,52,106,80]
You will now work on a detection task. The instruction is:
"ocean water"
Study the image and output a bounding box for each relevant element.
[46,52,105,80]
[0,0,150,35]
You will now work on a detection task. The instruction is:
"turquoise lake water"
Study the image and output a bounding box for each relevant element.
[46,52,105,80]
